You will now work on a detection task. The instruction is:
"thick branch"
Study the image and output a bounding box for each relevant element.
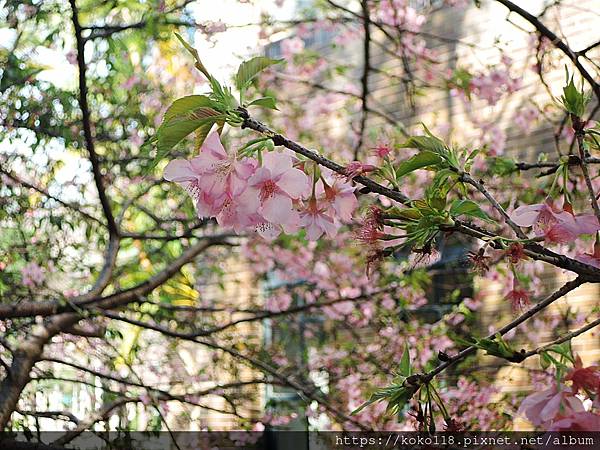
[0,236,232,319]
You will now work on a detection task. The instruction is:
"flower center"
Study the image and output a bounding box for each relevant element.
[185,179,202,202]
[260,179,279,203]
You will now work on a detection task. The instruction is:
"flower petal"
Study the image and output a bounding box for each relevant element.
[263,151,293,177]
[163,160,197,182]
[260,195,294,224]
[510,204,544,227]
[277,168,309,199]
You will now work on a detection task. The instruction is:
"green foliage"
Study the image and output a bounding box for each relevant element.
[248,96,278,110]
[399,343,412,377]
[449,199,492,222]
[395,151,443,179]
[489,156,517,176]
[538,340,574,380]
[174,32,212,79]
[560,68,591,117]
[352,378,417,416]
[458,333,525,362]
[447,67,472,97]
[352,343,416,416]
[144,37,282,169]
[396,126,478,180]
[235,56,282,103]
[399,128,447,156]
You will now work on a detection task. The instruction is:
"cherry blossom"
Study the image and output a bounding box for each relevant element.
[505,243,527,264]
[549,411,600,431]
[565,355,600,395]
[299,198,338,241]
[518,385,584,427]
[469,64,522,106]
[319,171,358,222]
[21,262,45,287]
[510,198,600,243]
[191,132,257,201]
[505,279,530,312]
[371,142,392,159]
[514,106,539,134]
[344,161,377,180]
[245,150,309,230]
[576,240,600,269]
[281,37,305,60]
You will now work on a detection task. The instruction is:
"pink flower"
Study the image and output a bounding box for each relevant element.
[163,133,258,221]
[576,240,600,269]
[549,411,600,431]
[565,355,600,395]
[246,151,309,228]
[214,190,261,233]
[518,385,584,427]
[21,262,45,287]
[163,158,221,217]
[121,75,140,90]
[319,171,358,222]
[515,106,539,134]
[505,243,527,263]
[372,142,392,159]
[191,132,257,200]
[505,278,530,312]
[265,293,293,312]
[344,161,377,180]
[281,37,304,60]
[510,198,600,243]
[299,198,338,241]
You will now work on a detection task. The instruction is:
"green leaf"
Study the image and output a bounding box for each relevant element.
[351,384,415,416]
[449,199,493,222]
[163,95,215,122]
[395,151,442,179]
[193,120,218,152]
[399,343,411,377]
[560,68,590,117]
[546,341,574,363]
[248,96,278,110]
[428,168,455,199]
[235,56,282,92]
[399,136,446,155]
[385,386,415,416]
[490,157,517,176]
[146,112,223,171]
[157,111,222,153]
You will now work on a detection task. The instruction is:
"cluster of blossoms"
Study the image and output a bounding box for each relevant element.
[469,58,523,106]
[164,132,357,240]
[519,356,600,430]
[21,261,45,287]
[375,0,426,32]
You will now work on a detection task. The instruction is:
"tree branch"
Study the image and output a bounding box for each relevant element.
[70,0,119,237]
[422,276,585,383]
[240,110,409,204]
[494,0,600,100]
[353,0,372,159]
